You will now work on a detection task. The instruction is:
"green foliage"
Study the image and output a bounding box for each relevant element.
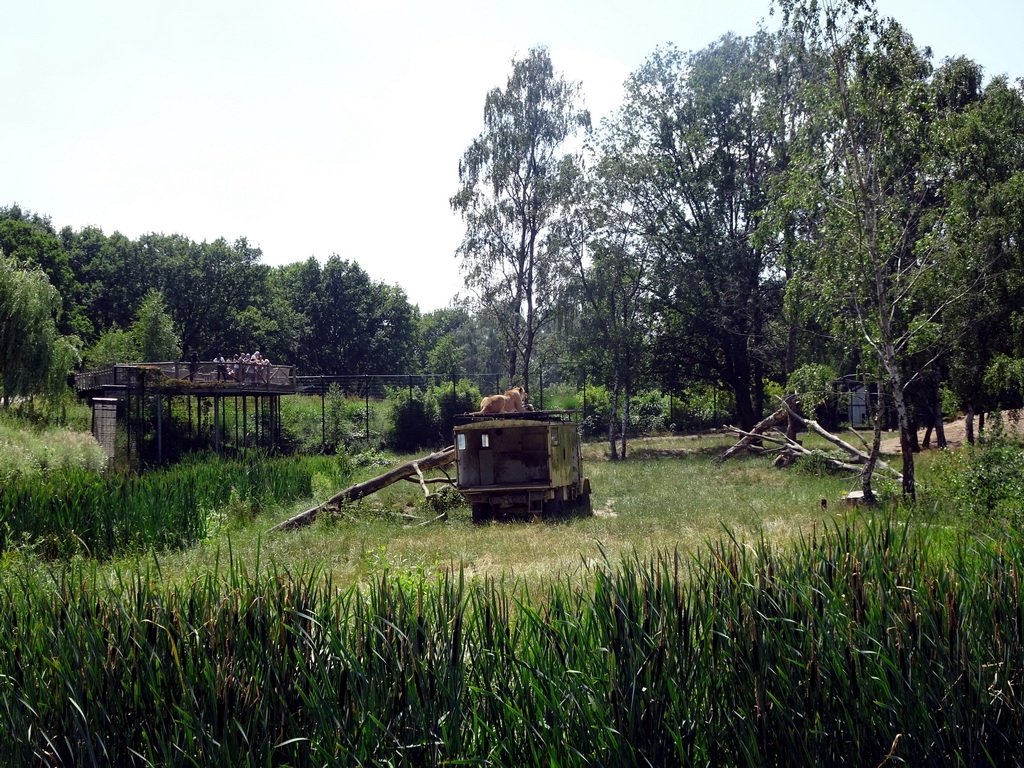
[386,391,435,453]
[323,384,364,450]
[452,45,591,385]
[425,335,463,379]
[933,417,1024,525]
[985,354,1024,399]
[0,412,108,482]
[132,289,181,361]
[426,381,479,443]
[0,452,351,559]
[385,381,480,453]
[787,363,839,410]
[0,252,81,406]
[537,383,580,411]
[84,326,139,368]
[2,518,1023,765]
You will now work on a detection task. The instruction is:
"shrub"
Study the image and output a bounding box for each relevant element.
[932,416,1024,525]
[386,390,435,453]
[426,380,480,444]
[386,381,481,453]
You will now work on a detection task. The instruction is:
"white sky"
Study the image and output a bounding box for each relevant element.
[3,0,1022,312]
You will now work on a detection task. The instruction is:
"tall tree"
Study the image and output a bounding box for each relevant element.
[273,256,418,375]
[928,66,1024,436]
[0,205,89,338]
[132,290,181,362]
[556,150,655,458]
[600,34,789,430]
[0,253,79,407]
[452,46,591,388]
[778,0,986,499]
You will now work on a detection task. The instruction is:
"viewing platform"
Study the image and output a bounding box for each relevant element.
[75,361,298,399]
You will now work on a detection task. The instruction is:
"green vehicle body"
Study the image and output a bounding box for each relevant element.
[453,412,592,523]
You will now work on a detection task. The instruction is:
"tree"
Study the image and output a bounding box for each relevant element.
[132,290,181,362]
[0,205,90,338]
[572,234,654,459]
[452,46,591,388]
[777,0,992,499]
[0,253,80,407]
[84,327,140,369]
[271,256,418,375]
[556,150,655,459]
[599,35,789,430]
[927,67,1024,439]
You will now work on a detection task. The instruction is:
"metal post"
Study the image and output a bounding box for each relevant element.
[156,394,163,464]
[539,365,544,411]
[582,374,587,424]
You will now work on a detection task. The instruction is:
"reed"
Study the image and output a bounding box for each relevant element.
[1,514,1021,766]
[0,453,351,559]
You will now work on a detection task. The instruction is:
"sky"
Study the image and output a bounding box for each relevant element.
[3,0,1023,313]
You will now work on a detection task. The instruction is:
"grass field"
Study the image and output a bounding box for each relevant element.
[70,430,920,595]
[3,420,1022,766]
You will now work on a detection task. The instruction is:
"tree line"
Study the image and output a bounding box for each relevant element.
[450,0,1024,494]
[4,0,1024,498]
[0,209,510,385]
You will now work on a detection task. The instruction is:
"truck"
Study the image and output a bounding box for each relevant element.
[453,411,591,523]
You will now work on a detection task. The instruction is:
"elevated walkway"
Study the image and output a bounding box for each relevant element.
[75,362,297,399]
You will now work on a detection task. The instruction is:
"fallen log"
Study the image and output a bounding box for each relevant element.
[268,446,457,532]
[778,399,902,481]
[718,395,800,462]
[720,398,903,482]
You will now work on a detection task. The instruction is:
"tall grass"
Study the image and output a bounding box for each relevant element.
[2,515,1021,766]
[0,412,108,481]
[1,453,351,559]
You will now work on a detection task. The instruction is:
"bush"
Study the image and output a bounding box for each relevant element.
[385,381,482,453]
[426,381,480,444]
[279,389,385,454]
[386,392,435,453]
[933,416,1024,525]
[0,412,108,482]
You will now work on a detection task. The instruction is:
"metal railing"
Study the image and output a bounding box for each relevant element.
[75,362,298,394]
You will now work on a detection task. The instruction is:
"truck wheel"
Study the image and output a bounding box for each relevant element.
[471,503,489,524]
[575,492,592,516]
[542,497,564,517]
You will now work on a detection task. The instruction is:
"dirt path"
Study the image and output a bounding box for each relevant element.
[878,412,1024,453]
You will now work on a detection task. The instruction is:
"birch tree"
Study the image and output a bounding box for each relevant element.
[452,46,590,388]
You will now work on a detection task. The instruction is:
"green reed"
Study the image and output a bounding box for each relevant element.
[1,515,1021,766]
[0,453,350,559]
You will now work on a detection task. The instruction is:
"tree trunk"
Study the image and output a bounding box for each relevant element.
[268,446,456,532]
[608,377,620,460]
[893,385,916,499]
[965,402,975,444]
[620,387,630,460]
[718,395,800,462]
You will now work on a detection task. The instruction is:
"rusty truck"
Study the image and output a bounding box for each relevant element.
[453,410,591,523]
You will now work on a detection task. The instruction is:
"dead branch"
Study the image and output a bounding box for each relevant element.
[777,400,902,480]
[268,446,457,532]
[719,397,904,482]
[718,395,801,462]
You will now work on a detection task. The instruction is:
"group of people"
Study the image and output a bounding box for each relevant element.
[214,351,271,384]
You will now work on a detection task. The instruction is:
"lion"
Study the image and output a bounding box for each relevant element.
[471,386,528,415]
